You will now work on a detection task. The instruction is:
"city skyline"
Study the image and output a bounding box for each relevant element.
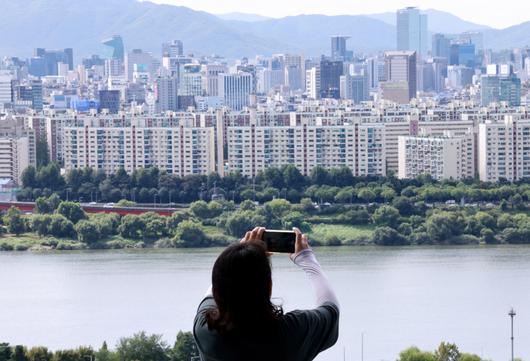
[146,0,530,29]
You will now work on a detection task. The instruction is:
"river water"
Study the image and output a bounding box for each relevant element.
[0,246,529,361]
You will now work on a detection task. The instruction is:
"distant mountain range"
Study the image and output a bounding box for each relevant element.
[0,0,529,61]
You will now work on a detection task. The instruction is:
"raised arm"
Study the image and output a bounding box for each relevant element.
[290,229,339,309]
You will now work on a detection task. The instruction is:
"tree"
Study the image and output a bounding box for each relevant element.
[435,342,460,361]
[21,167,37,189]
[166,212,192,236]
[357,188,376,203]
[36,137,50,168]
[239,200,256,211]
[425,212,461,243]
[116,332,169,361]
[372,226,408,246]
[95,342,113,361]
[48,215,76,238]
[398,347,436,361]
[171,331,199,361]
[57,202,87,224]
[334,187,354,204]
[174,220,209,247]
[392,196,415,216]
[190,200,210,219]
[282,164,305,190]
[207,201,224,219]
[0,343,12,361]
[3,207,25,235]
[118,215,145,239]
[11,345,29,361]
[310,166,329,186]
[328,166,354,187]
[141,212,168,239]
[75,221,102,244]
[224,211,267,237]
[26,347,52,361]
[372,205,401,229]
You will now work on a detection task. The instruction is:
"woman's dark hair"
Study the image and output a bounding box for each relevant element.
[205,242,283,334]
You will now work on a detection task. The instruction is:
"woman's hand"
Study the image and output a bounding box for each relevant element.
[292,227,310,256]
[241,226,265,243]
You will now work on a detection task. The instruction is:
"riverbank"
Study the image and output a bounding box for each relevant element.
[0,223,377,251]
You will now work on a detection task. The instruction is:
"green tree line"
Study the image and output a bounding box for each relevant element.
[17,164,530,206]
[0,331,197,361]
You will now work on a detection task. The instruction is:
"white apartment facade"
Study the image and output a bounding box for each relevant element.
[398,133,475,180]
[478,117,530,182]
[63,118,215,176]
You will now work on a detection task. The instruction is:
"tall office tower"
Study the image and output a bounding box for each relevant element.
[398,132,475,181]
[179,63,203,96]
[319,59,343,99]
[0,73,13,109]
[381,51,417,103]
[155,77,178,113]
[98,90,121,114]
[450,43,476,67]
[285,65,303,91]
[396,7,428,56]
[429,57,448,93]
[481,66,521,106]
[201,64,227,96]
[366,57,381,90]
[257,68,284,94]
[218,72,252,111]
[305,67,320,99]
[458,32,484,52]
[102,35,125,61]
[432,34,451,60]
[33,48,74,75]
[446,65,474,89]
[340,71,369,103]
[162,40,184,57]
[125,49,155,82]
[331,36,351,61]
[105,58,124,77]
[14,80,43,111]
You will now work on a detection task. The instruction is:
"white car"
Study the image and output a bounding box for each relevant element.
[103,202,115,208]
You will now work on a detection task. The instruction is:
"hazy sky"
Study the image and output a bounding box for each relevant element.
[147,0,530,29]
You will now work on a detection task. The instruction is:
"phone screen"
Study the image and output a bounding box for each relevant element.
[263,230,296,253]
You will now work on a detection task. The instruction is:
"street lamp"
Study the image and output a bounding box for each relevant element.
[509,308,516,361]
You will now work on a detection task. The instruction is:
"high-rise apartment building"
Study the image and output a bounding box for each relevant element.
[0,116,36,184]
[478,118,530,182]
[0,74,13,110]
[305,67,320,99]
[381,51,417,103]
[62,118,215,176]
[396,7,428,56]
[398,132,475,180]
[218,73,252,111]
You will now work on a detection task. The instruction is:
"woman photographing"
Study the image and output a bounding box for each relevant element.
[193,226,340,361]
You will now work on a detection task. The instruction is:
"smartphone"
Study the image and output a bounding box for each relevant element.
[262,230,296,253]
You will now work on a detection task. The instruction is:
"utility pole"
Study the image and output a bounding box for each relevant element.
[361,332,364,361]
[509,308,516,361]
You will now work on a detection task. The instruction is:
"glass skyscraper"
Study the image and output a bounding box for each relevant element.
[396,7,428,56]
